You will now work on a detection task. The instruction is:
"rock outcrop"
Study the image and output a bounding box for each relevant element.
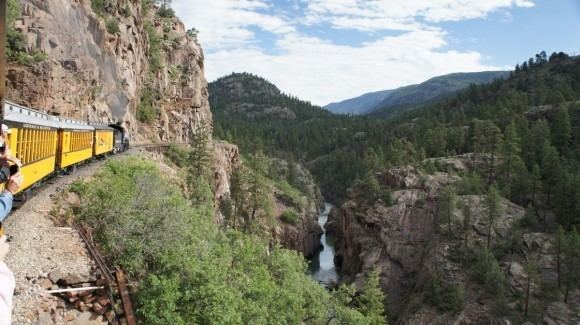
[270,158,324,258]
[212,140,241,203]
[7,0,211,142]
[327,156,579,324]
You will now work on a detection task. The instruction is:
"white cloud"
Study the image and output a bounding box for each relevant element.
[304,0,536,29]
[172,0,294,50]
[171,0,534,105]
[207,30,497,105]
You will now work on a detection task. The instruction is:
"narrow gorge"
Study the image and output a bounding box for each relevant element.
[310,203,340,286]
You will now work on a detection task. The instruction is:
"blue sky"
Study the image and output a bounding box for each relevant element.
[172,0,580,105]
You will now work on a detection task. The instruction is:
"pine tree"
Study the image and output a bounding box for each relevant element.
[530,164,542,205]
[500,121,521,180]
[523,258,539,317]
[230,166,249,230]
[473,121,503,181]
[484,185,502,249]
[555,226,565,289]
[524,119,551,169]
[562,229,580,303]
[540,141,562,207]
[551,107,572,154]
[463,203,472,250]
[356,270,387,325]
[439,186,457,235]
[188,122,212,202]
[286,157,300,189]
[509,156,529,205]
[246,152,272,231]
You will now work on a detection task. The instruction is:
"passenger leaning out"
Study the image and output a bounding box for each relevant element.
[0,172,24,325]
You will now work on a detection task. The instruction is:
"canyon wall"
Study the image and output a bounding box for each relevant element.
[328,156,579,324]
[6,0,211,142]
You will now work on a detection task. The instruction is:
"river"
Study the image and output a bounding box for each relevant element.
[310,203,339,286]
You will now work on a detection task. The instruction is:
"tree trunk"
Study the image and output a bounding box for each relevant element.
[556,241,561,289]
[448,210,452,235]
[524,276,530,316]
[506,155,512,180]
[487,211,493,249]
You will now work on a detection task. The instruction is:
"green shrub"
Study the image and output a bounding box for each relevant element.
[69,180,88,196]
[281,210,299,225]
[471,248,507,296]
[74,157,200,274]
[425,272,464,313]
[274,180,305,210]
[157,5,175,18]
[141,0,153,13]
[164,143,189,167]
[5,0,46,65]
[456,172,484,195]
[106,18,120,34]
[123,4,132,17]
[144,22,163,72]
[72,157,388,324]
[382,189,394,206]
[137,86,159,123]
[91,0,107,16]
[12,50,47,66]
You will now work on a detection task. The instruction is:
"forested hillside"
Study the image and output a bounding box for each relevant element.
[211,51,580,323]
[211,53,580,205]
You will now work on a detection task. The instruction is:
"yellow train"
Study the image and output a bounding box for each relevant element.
[3,101,129,195]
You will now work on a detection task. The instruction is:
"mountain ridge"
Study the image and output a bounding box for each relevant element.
[326,70,510,116]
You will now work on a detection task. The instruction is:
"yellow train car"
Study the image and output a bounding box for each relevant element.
[3,101,60,193]
[54,117,95,169]
[92,124,115,156]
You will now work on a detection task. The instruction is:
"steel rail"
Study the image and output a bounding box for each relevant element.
[115,269,137,325]
[73,222,124,324]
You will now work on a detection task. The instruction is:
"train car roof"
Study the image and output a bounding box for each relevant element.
[91,123,115,131]
[52,116,94,131]
[4,101,61,129]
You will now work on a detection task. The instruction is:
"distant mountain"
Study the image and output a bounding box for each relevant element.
[325,71,510,116]
[209,73,331,121]
[325,89,394,115]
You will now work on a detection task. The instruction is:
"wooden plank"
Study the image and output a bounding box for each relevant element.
[115,269,136,325]
[45,286,104,294]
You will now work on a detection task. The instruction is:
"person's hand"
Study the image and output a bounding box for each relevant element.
[0,154,21,167]
[6,173,23,195]
[11,157,22,168]
[0,236,9,262]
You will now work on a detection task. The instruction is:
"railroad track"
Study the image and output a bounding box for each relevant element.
[7,142,178,323]
[74,222,137,325]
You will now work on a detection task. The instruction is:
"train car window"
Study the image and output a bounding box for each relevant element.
[33,129,39,161]
[24,129,30,164]
[12,128,58,165]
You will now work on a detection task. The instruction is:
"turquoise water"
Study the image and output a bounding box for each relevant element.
[310,203,339,286]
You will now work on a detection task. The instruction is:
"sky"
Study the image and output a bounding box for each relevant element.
[172,0,580,106]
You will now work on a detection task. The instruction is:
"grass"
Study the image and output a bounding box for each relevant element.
[274,180,305,210]
[281,210,299,225]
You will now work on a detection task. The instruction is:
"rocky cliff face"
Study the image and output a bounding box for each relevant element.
[327,156,580,324]
[6,0,211,142]
[270,158,324,258]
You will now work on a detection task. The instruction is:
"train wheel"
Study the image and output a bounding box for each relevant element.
[64,165,76,175]
[12,190,28,208]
